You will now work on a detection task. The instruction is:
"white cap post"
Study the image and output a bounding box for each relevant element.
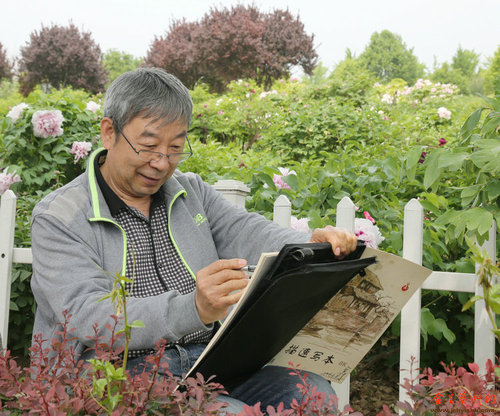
[399,199,424,406]
[273,195,291,228]
[0,191,17,350]
[213,179,250,209]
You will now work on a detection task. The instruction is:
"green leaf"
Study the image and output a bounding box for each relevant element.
[284,173,298,190]
[437,152,468,171]
[485,181,500,202]
[481,113,500,136]
[460,108,485,142]
[129,320,145,328]
[405,146,423,182]
[423,152,442,190]
[462,295,482,311]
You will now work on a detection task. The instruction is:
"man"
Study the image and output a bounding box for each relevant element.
[31,68,357,413]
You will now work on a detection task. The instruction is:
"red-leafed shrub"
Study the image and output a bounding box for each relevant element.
[144,5,317,91]
[18,23,107,95]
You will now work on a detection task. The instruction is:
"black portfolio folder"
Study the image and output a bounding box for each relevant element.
[187,242,376,390]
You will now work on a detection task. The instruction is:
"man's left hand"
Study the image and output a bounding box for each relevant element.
[310,225,357,258]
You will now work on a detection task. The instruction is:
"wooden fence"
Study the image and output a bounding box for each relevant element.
[0,180,497,409]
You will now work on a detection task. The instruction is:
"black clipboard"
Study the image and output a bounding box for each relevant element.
[186,242,376,390]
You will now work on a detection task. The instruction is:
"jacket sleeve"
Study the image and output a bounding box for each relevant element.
[189,174,311,264]
[31,213,211,352]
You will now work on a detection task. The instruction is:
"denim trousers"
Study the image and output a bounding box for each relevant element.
[126,343,336,414]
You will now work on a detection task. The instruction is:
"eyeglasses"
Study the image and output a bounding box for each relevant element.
[117,127,193,164]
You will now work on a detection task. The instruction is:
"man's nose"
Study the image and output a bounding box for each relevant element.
[150,155,170,170]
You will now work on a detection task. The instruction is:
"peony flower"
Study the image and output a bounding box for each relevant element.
[381,93,394,104]
[290,216,311,234]
[69,141,92,163]
[439,138,447,146]
[32,110,65,138]
[437,107,452,120]
[85,101,101,113]
[217,110,224,115]
[0,167,21,195]
[355,218,385,249]
[273,167,297,190]
[7,103,29,123]
[363,211,375,224]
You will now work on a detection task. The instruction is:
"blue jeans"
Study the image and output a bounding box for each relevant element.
[126,343,336,414]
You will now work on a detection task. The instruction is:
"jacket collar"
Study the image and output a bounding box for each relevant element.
[85,148,186,220]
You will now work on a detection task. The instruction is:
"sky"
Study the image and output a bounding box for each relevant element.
[2,0,499,73]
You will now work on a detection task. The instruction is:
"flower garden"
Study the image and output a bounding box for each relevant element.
[0,70,499,414]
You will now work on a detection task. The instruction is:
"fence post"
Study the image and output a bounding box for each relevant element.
[399,198,424,405]
[474,221,497,374]
[273,195,291,227]
[0,190,17,350]
[332,196,356,409]
[213,179,250,209]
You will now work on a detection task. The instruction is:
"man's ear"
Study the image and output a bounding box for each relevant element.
[101,117,116,150]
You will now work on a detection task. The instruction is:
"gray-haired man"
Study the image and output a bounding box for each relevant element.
[31,67,357,413]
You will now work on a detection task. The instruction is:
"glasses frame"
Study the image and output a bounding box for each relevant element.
[117,126,193,164]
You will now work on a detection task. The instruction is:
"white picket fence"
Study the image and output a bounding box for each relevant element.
[0,180,497,410]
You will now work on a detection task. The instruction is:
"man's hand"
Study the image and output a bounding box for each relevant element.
[195,259,249,325]
[310,225,358,258]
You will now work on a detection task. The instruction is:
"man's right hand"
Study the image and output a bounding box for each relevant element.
[195,259,250,325]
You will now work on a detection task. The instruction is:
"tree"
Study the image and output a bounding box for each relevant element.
[359,30,425,84]
[432,46,482,94]
[0,42,13,80]
[103,49,142,85]
[452,46,479,78]
[18,23,107,95]
[483,45,500,94]
[144,5,317,91]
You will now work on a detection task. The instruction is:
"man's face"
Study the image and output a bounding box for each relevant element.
[101,116,188,201]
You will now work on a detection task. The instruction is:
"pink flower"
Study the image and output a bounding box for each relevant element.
[69,141,92,163]
[0,167,21,195]
[32,110,65,138]
[290,216,311,234]
[217,110,224,115]
[363,211,375,224]
[437,107,452,120]
[439,137,447,146]
[355,218,385,249]
[381,93,394,104]
[273,167,297,190]
[6,103,29,123]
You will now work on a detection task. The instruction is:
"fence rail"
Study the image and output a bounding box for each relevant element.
[0,182,497,409]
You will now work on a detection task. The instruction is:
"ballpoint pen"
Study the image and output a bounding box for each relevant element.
[240,265,257,272]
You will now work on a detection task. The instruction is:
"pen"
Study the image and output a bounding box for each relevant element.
[240,265,257,272]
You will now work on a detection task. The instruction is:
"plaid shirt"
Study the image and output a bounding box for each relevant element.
[95,154,213,358]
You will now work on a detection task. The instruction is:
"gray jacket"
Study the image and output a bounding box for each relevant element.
[31,148,309,360]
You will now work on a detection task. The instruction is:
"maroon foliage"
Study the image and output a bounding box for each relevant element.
[144,5,318,91]
[18,23,107,95]
[0,42,13,80]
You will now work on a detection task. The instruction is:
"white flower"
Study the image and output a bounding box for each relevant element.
[437,107,452,120]
[7,103,29,123]
[290,216,312,234]
[381,93,394,104]
[85,101,101,113]
[32,110,65,138]
[69,141,93,163]
[0,167,21,195]
[355,218,385,249]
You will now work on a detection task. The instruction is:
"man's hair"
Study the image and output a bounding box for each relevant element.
[103,67,193,133]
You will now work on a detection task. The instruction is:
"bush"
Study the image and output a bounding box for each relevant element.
[18,23,107,95]
[0,42,13,81]
[145,5,317,91]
